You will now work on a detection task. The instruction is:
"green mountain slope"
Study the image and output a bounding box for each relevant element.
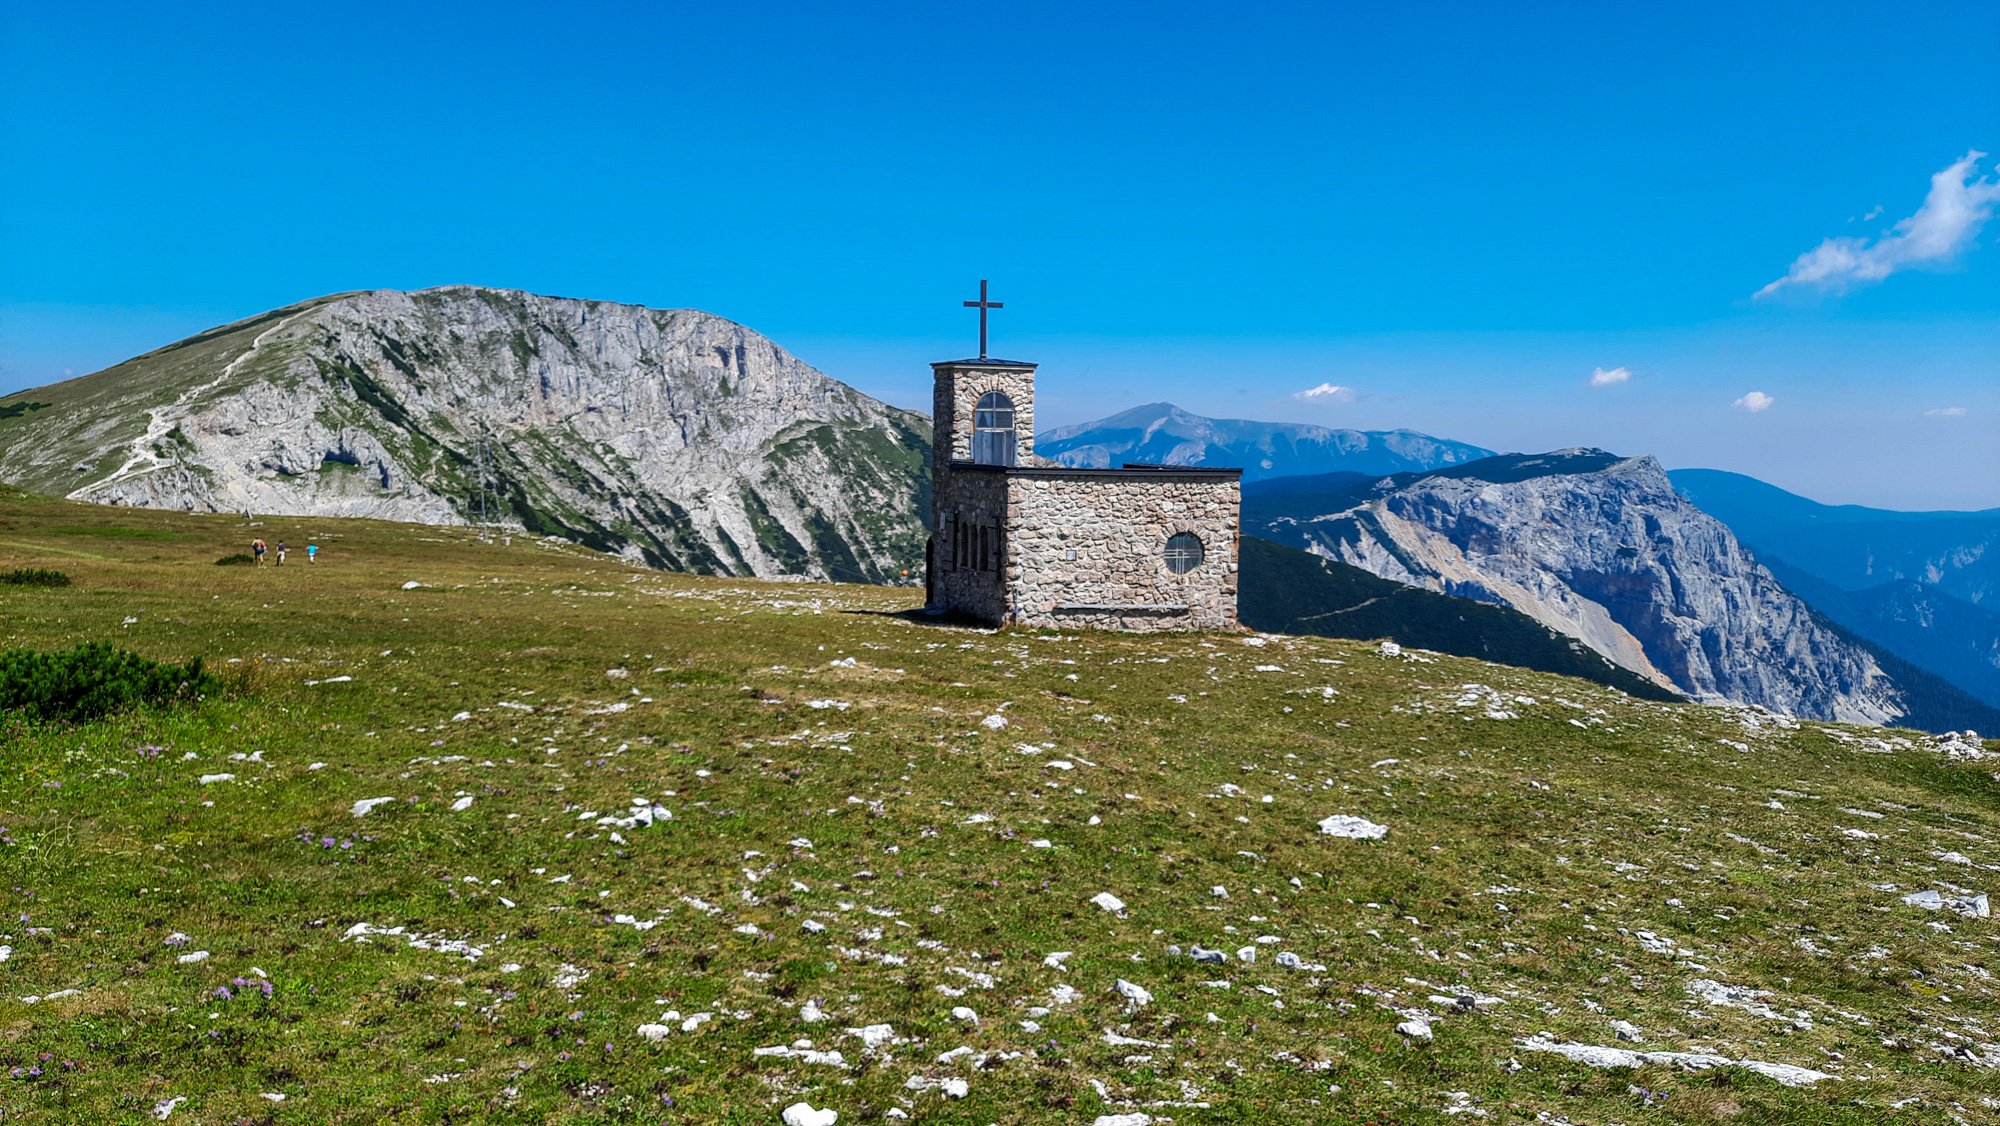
[0,491,1995,1123]
[1238,535,1682,701]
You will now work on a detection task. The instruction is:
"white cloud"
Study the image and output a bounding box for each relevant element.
[1292,382,1355,403]
[1757,151,2000,298]
[1733,391,1775,413]
[1587,365,1632,387]
[1924,406,1967,417]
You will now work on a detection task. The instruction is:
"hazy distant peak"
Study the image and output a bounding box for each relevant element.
[1035,402,1494,481]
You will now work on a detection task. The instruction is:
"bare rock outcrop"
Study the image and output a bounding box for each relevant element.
[1249,450,1908,724]
[0,286,930,582]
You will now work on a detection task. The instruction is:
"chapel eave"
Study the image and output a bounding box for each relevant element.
[946,461,1244,479]
[931,357,1039,369]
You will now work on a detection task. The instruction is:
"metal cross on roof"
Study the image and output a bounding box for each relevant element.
[963,279,1003,360]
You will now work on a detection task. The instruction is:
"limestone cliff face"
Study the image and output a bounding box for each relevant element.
[0,286,930,582]
[1248,450,1909,724]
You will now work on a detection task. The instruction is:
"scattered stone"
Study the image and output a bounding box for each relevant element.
[1398,1018,1434,1040]
[1115,979,1153,1007]
[1090,892,1126,913]
[1318,814,1389,840]
[1611,1021,1643,1042]
[1903,889,1990,918]
[637,1023,671,1042]
[1190,945,1227,965]
[1516,1036,1832,1087]
[847,1024,895,1049]
[351,796,397,817]
[755,1044,846,1066]
[781,1103,838,1126]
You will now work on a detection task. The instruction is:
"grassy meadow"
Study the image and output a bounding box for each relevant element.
[0,485,1995,1124]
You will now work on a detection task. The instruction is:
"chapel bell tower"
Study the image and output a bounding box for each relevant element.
[930,280,1036,482]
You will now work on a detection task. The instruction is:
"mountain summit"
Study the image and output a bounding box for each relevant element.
[1035,402,1494,481]
[0,286,930,581]
[1244,449,1999,732]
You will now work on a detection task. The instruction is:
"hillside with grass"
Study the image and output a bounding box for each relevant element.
[1237,537,1681,703]
[0,286,930,583]
[1,487,1996,1124]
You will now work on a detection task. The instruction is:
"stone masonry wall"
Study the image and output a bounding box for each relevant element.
[930,465,1012,622]
[1006,469,1240,632]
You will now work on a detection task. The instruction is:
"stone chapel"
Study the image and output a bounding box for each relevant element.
[924,343,1242,632]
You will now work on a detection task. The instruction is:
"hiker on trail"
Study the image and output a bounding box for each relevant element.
[252,538,267,565]
[307,543,318,564]
[276,540,287,565]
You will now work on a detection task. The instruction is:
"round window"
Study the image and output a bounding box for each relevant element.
[1164,532,1204,575]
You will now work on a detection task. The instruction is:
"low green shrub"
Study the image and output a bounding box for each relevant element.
[0,568,70,587]
[215,554,255,566]
[0,641,226,723]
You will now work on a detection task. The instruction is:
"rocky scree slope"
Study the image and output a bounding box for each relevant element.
[0,287,929,582]
[1244,449,1965,729]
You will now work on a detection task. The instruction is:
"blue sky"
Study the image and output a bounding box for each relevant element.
[3,1,1996,508]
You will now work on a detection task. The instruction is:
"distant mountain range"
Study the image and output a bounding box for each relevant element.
[1243,449,1999,734]
[0,287,930,583]
[1671,468,2000,712]
[1035,402,1494,480]
[1670,469,1999,606]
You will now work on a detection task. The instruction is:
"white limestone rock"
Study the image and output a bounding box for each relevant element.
[1249,448,1920,725]
[781,1103,837,1126]
[1318,814,1389,839]
[1,287,929,584]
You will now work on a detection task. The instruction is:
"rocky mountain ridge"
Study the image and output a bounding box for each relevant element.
[1244,449,1993,730]
[0,286,930,582]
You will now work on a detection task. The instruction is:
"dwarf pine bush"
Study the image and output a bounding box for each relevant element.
[0,641,225,723]
[0,568,70,587]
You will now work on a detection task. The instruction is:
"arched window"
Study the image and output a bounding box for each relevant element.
[972,391,1016,466]
[1164,532,1204,575]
